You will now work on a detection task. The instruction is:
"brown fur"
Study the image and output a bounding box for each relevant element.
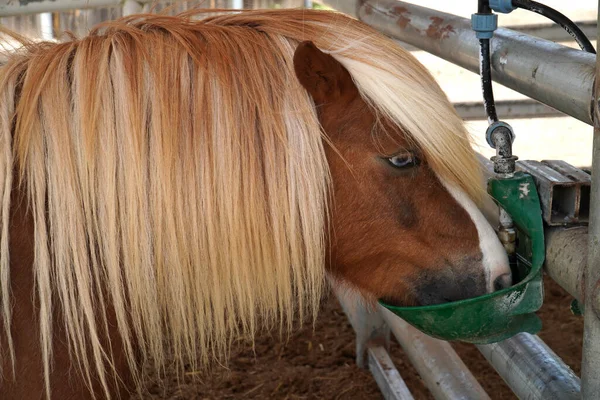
[2,181,134,399]
[294,42,483,306]
[0,10,492,399]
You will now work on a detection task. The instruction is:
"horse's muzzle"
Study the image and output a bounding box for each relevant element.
[412,261,506,306]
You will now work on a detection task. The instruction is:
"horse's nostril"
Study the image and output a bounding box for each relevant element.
[494,273,512,291]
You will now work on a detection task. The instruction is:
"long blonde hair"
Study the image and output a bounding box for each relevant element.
[0,9,482,398]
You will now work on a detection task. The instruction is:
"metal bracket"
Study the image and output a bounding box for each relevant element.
[517,160,591,226]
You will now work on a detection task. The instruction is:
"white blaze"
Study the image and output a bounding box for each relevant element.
[443,182,512,293]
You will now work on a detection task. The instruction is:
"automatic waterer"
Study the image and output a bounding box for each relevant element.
[379,0,596,344]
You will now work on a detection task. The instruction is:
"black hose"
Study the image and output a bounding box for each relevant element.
[476,1,498,123]
[478,0,491,14]
[512,0,596,54]
[479,38,498,123]
[478,0,594,125]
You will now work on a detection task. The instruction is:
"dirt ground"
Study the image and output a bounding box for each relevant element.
[137,276,583,400]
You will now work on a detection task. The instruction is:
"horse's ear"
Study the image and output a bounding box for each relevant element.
[293,41,358,106]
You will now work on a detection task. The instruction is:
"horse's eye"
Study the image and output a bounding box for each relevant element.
[387,153,418,169]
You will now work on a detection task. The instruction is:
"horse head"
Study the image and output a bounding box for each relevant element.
[294,41,511,306]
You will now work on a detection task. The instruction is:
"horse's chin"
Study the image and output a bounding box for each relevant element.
[327,274,385,311]
[327,273,423,309]
[379,295,419,308]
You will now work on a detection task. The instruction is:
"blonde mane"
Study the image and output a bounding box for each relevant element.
[0,9,482,398]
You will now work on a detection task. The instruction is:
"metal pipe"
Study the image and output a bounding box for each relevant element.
[581,4,600,397]
[379,306,490,400]
[545,226,588,303]
[367,346,415,400]
[477,333,581,400]
[39,12,54,41]
[510,20,597,43]
[355,0,596,125]
[122,0,143,16]
[0,0,122,17]
[455,99,563,121]
[390,21,599,53]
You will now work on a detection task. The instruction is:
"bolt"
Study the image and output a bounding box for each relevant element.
[498,228,516,255]
[497,208,516,257]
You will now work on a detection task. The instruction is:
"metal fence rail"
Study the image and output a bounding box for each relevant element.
[455,99,563,121]
[353,0,596,125]
[477,333,581,400]
[367,346,414,400]
[0,0,126,16]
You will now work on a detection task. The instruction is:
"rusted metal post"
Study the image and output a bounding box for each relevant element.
[352,0,596,125]
[581,4,600,397]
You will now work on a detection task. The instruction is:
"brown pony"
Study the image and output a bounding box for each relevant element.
[0,9,511,399]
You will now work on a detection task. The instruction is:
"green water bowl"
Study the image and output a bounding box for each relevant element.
[380,173,545,344]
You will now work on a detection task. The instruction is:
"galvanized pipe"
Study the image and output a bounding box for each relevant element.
[477,333,581,400]
[379,306,490,400]
[122,0,143,16]
[455,99,563,121]
[367,346,415,400]
[355,0,596,125]
[581,4,600,397]
[545,226,588,303]
[0,0,122,16]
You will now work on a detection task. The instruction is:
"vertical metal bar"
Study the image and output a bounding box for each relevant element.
[581,4,600,398]
[367,346,415,400]
[39,13,54,41]
[122,0,143,16]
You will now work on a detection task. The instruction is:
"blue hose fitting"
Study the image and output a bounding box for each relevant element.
[471,13,498,39]
[489,0,516,14]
